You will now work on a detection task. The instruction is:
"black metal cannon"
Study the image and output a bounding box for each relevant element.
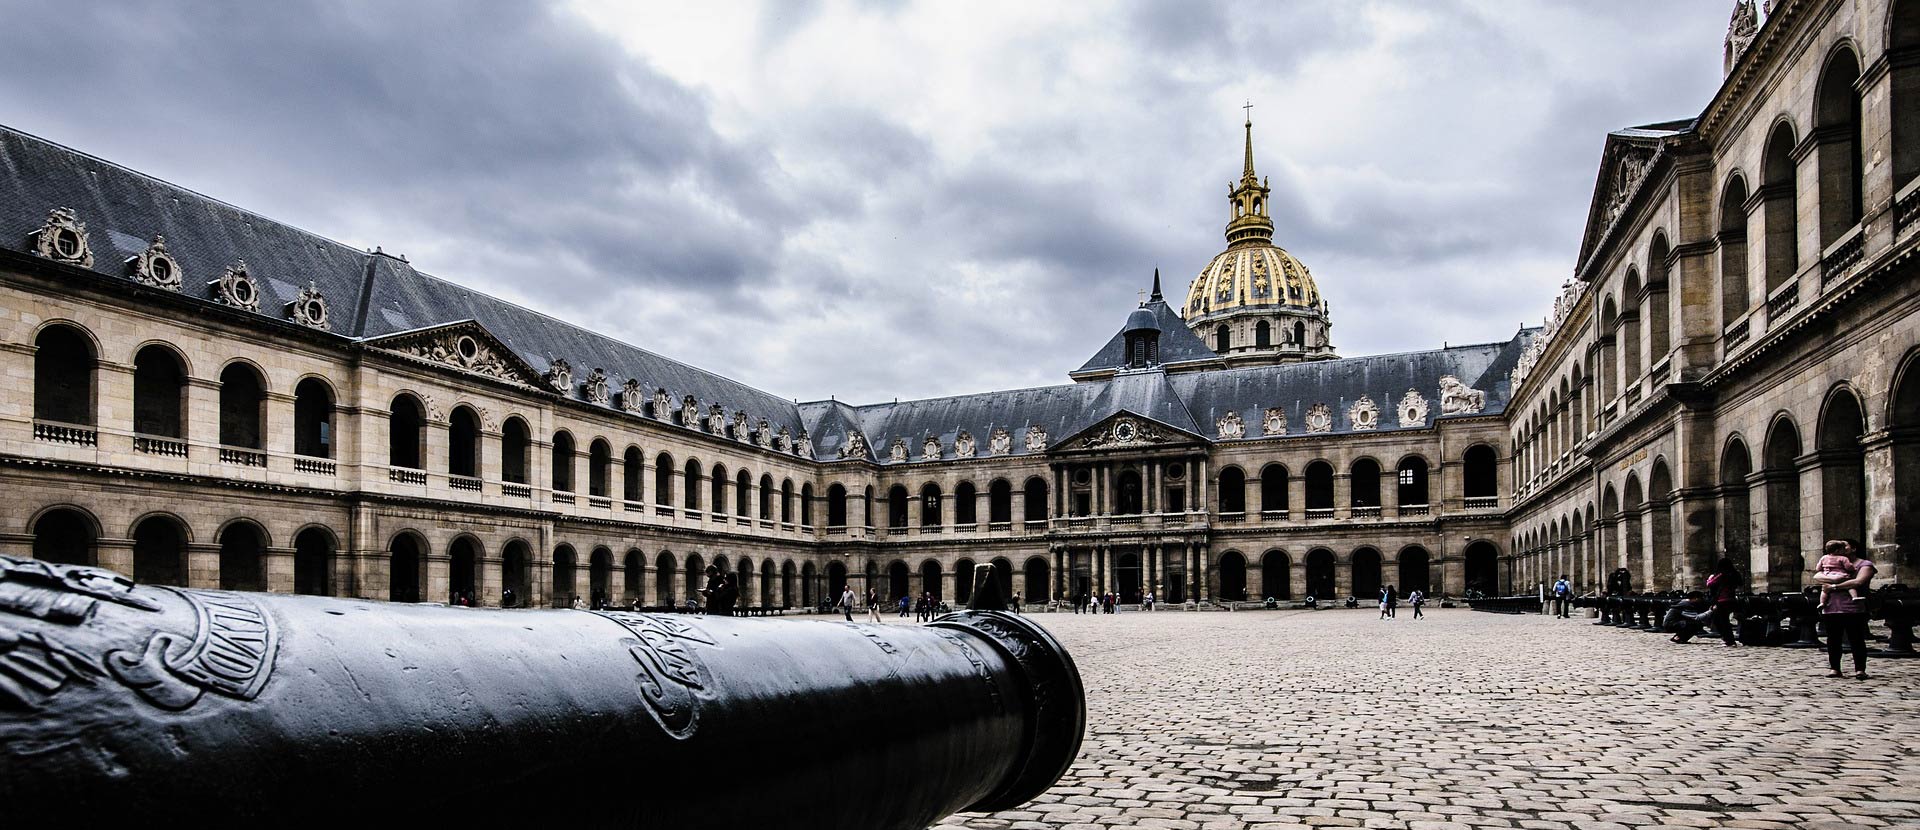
[0,555,1084,828]
[1736,593,1778,645]
[1778,590,1824,648]
[1571,594,1602,622]
[1871,585,1920,658]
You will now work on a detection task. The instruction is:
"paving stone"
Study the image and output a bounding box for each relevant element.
[932,610,1920,829]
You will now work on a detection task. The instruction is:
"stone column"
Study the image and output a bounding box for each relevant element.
[1862,429,1901,571]
[187,541,221,590]
[98,537,134,581]
[1198,542,1211,602]
[1334,472,1350,520]
[265,544,296,594]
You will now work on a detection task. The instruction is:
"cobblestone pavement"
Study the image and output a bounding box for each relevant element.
[928,607,1920,830]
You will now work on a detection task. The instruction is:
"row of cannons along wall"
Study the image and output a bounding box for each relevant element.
[22,504,1506,609]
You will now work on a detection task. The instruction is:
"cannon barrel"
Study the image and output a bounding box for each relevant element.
[0,556,1084,828]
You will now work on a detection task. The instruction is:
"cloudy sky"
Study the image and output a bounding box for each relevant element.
[0,1,1728,404]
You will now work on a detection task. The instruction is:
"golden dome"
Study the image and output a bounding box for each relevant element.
[1182,243,1322,319]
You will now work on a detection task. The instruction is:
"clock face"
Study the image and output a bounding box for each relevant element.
[1114,420,1137,442]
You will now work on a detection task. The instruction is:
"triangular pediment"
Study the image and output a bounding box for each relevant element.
[1055,409,1206,453]
[1574,122,1690,272]
[363,320,547,388]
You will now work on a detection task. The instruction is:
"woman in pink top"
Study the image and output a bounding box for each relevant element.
[1813,539,1876,679]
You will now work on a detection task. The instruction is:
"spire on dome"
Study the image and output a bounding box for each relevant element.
[1225,107,1274,248]
[1150,268,1163,302]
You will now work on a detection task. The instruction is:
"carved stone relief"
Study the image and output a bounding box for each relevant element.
[922,435,942,461]
[30,207,92,268]
[796,431,814,459]
[840,429,869,459]
[209,261,261,312]
[621,379,645,413]
[953,430,976,459]
[1024,425,1048,453]
[706,405,727,434]
[1262,407,1287,437]
[583,368,610,405]
[285,282,331,331]
[1398,389,1429,428]
[127,235,182,291]
[731,411,749,440]
[753,419,772,448]
[889,438,910,463]
[393,330,519,384]
[652,388,671,420]
[1349,396,1379,431]
[1304,403,1333,433]
[988,427,1012,456]
[1439,375,1486,415]
[679,396,699,427]
[1216,411,1246,440]
[544,358,574,394]
[774,426,791,452]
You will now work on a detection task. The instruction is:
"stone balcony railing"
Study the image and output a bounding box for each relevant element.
[134,434,188,457]
[1463,496,1499,510]
[33,420,96,446]
[389,466,427,485]
[219,446,267,467]
[292,456,336,475]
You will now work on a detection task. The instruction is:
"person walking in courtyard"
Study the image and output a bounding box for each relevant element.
[1386,586,1398,618]
[839,585,855,621]
[1552,575,1572,618]
[1379,586,1391,619]
[1814,539,1876,679]
[1702,557,1742,646]
[1409,588,1425,619]
[1011,593,1021,614]
[866,587,882,622]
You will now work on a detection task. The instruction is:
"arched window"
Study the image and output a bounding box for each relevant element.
[760,474,776,519]
[1761,122,1799,294]
[1214,324,1231,352]
[1814,47,1864,246]
[449,406,481,478]
[951,481,978,525]
[737,470,752,517]
[589,547,612,608]
[1764,417,1803,591]
[1218,466,1246,513]
[920,483,943,527]
[888,485,909,529]
[683,459,702,510]
[33,324,93,426]
[1116,469,1142,514]
[1350,458,1381,508]
[1293,320,1305,346]
[782,479,796,523]
[801,483,814,526]
[1818,390,1868,548]
[1895,1,1920,191]
[827,483,848,526]
[1304,461,1334,511]
[133,345,186,440]
[588,438,612,497]
[1396,457,1429,507]
[864,486,876,527]
[1259,464,1288,514]
[1260,550,1291,600]
[989,479,1012,523]
[32,507,95,566]
[1463,444,1498,499]
[653,453,674,505]
[624,549,644,605]
[655,550,677,607]
[1599,296,1620,400]
[1024,477,1049,522]
[1620,268,1642,382]
[218,363,266,450]
[710,463,728,512]
[389,395,425,469]
[294,378,333,459]
[502,417,531,484]
[625,447,644,501]
[132,515,187,587]
[1255,320,1271,347]
[1647,234,1671,363]
[294,526,334,596]
[551,432,575,493]
[1719,174,1751,326]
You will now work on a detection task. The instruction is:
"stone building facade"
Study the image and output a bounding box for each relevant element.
[1505,0,1920,593]
[3,0,1910,610]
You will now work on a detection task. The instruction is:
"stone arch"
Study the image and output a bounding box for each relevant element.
[1260,549,1291,600]
[1217,465,1246,513]
[587,438,612,498]
[1398,546,1431,595]
[448,405,483,479]
[1259,463,1289,514]
[919,558,942,600]
[292,524,337,596]
[655,550,677,607]
[216,518,269,592]
[1719,171,1752,325]
[827,482,848,526]
[1763,414,1804,590]
[1462,444,1497,500]
[550,430,576,493]
[954,480,978,524]
[1761,119,1799,293]
[33,321,96,426]
[1891,346,1920,564]
[501,538,532,607]
[1814,42,1865,246]
[1304,460,1335,511]
[1305,548,1336,600]
[132,342,189,441]
[1817,385,1868,550]
[552,543,579,608]
[1463,540,1500,596]
[501,416,532,485]
[448,534,484,605]
[1648,458,1677,588]
[1893,0,1920,190]
[1350,547,1382,599]
[293,376,335,459]
[131,512,190,587]
[30,504,98,567]
[1024,556,1050,604]
[217,360,268,451]
[389,530,429,603]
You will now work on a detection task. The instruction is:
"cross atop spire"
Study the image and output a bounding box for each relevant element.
[1225,108,1274,247]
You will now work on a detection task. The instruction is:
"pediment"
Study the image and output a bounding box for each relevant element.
[364,320,546,388]
[1575,128,1682,271]
[1056,410,1205,453]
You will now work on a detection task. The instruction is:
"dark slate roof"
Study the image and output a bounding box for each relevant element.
[0,125,805,435]
[1075,298,1217,374]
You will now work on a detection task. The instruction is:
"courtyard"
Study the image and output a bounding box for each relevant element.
[905,608,1920,829]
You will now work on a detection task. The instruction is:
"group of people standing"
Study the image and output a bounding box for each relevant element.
[1376,586,1425,619]
[1072,591,1123,614]
[697,564,741,616]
